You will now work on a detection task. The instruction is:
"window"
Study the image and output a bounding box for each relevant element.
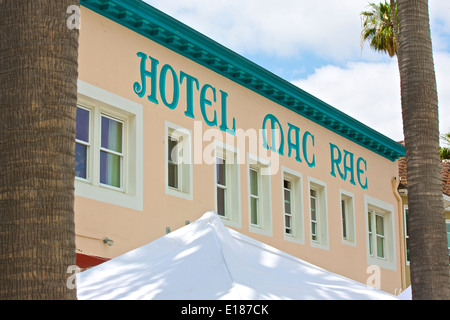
[100,115,124,189]
[214,143,240,227]
[368,211,385,259]
[165,122,192,200]
[249,167,260,226]
[216,156,227,216]
[75,106,90,180]
[310,189,318,241]
[308,177,328,249]
[168,135,180,189]
[75,106,125,190]
[75,80,143,211]
[282,167,304,244]
[284,179,293,235]
[340,190,355,245]
[248,154,272,236]
[365,195,396,270]
[404,206,410,263]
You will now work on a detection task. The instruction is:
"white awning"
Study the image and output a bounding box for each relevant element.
[77,212,398,300]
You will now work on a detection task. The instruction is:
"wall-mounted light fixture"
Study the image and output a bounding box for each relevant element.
[103,237,114,246]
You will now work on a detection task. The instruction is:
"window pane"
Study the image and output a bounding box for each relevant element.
[406,238,410,261]
[405,208,409,235]
[76,107,89,142]
[101,116,123,153]
[369,234,373,256]
[250,169,258,196]
[100,151,121,188]
[284,180,291,189]
[377,236,385,258]
[75,143,87,179]
[216,157,226,186]
[168,136,179,163]
[311,222,317,241]
[168,162,178,189]
[342,200,347,239]
[310,197,316,221]
[376,215,384,236]
[250,197,258,225]
[217,187,226,216]
[284,189,291,214]
[285,215,291,229]
[368,211,372,232]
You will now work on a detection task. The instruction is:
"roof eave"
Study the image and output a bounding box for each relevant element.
[80,0,406,161]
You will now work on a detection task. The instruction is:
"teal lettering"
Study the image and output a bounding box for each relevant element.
[330,143,367,189]
[134,52,239,136]
[262,114,284,155]
[330,143,344,179]
[200,84,217,127]
[357,157,368,189]
[180,71,199,119]
[287,123,302,162]
[219,90,236,135]
[343,150,356,186]
[159,64,179,109]
[303,131,315,167]
[133,52,159,104]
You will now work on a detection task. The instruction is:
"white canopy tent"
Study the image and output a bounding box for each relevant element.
[77,212,398,300]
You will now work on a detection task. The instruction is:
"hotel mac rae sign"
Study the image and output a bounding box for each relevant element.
[134,52,368,190]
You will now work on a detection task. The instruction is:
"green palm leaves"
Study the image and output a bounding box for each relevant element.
[361,1,398,57]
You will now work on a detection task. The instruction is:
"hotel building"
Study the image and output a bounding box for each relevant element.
[75,0,410,294]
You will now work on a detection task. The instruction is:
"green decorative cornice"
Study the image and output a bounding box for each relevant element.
[80,0,405,161]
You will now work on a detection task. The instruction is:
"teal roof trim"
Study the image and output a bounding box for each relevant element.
[80,0,405,161]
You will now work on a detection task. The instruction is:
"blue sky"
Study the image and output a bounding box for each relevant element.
[142,0,450,143]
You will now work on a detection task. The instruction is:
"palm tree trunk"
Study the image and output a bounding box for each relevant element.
[397,0,450,299]
[0,1,79,299]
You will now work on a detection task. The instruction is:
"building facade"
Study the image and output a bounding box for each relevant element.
[75,0,407,294]
[397,157,450,287]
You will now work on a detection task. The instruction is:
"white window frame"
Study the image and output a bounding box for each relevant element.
[76,80,143,211]
[282,167,304,244]
[364,195,396,270]
[308,177,328,250]
[403,205,410,265]
[75,105,91,182]
[165,121,193,200]
[340,189,356,246]
[214,142,241,228]
[99,113,125,190]
[247,153,272,237]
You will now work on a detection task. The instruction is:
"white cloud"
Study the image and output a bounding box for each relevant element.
[144,0,376,61]
[293,52,450,142]
[143,0,450,140]
[435,52,450,136]
[293,60,403,141]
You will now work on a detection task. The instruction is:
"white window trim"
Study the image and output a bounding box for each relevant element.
[364,194,397,271]
[308,177,328,250]
[165,121,193,200]
[214,141,241,228]
[403,205,410,265]
[76,80,143,211]
[99,113,125,191]
[340,189,356,247]
[247,153,272,237]
[282,166,304,244]
[75,105,91,182]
